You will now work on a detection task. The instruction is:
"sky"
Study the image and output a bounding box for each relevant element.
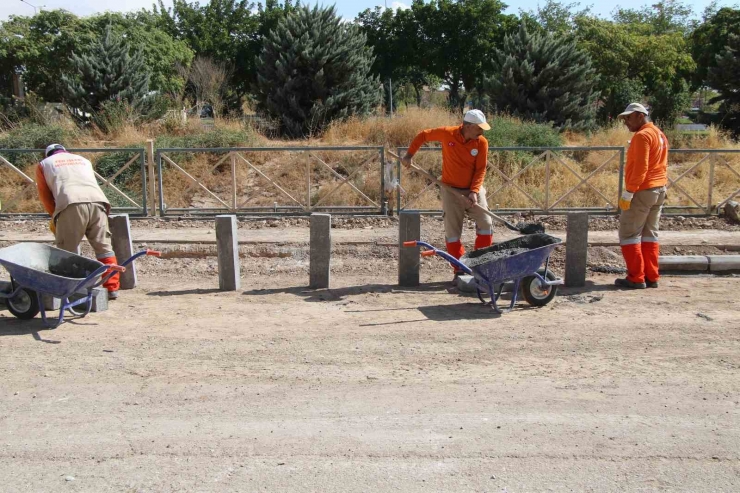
[1,0,737,23]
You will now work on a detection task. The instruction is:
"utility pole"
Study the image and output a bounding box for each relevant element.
[20,0,45,14]
[389,78,393,117]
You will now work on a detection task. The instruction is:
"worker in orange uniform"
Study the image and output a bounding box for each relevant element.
[36,144,120,299]
[616,103,668,289]
[401,110,493,279]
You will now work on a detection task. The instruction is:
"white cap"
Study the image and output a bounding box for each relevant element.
[45,144,66,157]
[463,109,491,130]
[618,103,649,119]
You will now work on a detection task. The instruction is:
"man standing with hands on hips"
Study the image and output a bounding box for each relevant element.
[401,109,493,281]
[616,103,669,289]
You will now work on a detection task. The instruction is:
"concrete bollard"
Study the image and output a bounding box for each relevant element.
[109,214,137,290]
[216,215,240,291]
[398,211,421,287]
[565,212,588,287]
[310,213,331,289]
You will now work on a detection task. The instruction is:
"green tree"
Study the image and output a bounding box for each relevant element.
[62,26,150,121]
[84,12,194,95]
[0,10,193,104]
[255,5,380,137]
[707,34,740,135]
[411,0,518,109]
[574,14,695,124]
[690,7,740,89]
[612,0,695,35]
[520,0,591,36]
[356,6,440,111]
[0,10,96,102]
[155,0,259,108]
[482,24,599,130]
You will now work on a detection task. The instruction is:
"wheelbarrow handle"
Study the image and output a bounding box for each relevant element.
[93,250,162,288]
[403,240,474,275]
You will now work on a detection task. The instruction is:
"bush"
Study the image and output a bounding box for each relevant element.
[0,123,76,166]
[484,116,563,148]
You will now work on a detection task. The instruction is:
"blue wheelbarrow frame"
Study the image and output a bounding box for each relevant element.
[404,234,564,314]
[0,243,159,328]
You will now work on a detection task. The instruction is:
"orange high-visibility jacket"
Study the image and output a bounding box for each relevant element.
[625,122,668,193]
[407,125,488,193]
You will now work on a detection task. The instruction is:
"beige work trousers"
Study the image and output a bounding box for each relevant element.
[54,202,115,259]
[618,187,667,245]
[440,186,494,242]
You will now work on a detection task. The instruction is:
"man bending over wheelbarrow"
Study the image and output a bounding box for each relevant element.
[401,110,493,282]
[616,103,669,289]
[35,144,121,300]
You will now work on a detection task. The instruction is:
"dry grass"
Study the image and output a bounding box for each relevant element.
[2,109,739,214]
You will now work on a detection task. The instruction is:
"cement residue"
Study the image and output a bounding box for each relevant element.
[460,234,562,269]
[462,247,528,268]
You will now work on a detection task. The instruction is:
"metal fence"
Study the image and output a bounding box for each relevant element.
[393,147,740,216]
[155,146,387,216]
[1,145,738,217]
[664,149,740,214]
[0,148,148,216]
[395,146,625,214]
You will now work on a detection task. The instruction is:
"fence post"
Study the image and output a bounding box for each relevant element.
[380,148,388,215]
[146,139,156,217]
[707,155,716,215]
[306,153,312,211]
[231,152,237,211]
[545,150,551,211]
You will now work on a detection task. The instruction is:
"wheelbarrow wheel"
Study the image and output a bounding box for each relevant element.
[6,285,41,320]
[522,269,558,307]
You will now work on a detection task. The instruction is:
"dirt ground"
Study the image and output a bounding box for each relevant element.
[1,246,739,492]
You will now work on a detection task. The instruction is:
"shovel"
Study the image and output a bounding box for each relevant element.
[387,150,545,235]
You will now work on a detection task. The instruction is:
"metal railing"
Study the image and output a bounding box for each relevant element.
[0,148,148,216]
[395,146,625,214]
[665,149,740,214]
[1,145,737,218]
[155,147,387,216]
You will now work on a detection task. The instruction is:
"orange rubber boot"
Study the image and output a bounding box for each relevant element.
[99,255,120,293]
[641,242,660,282]
[446,241,465,274]
[620,244,645,284]
[474,234,493,250]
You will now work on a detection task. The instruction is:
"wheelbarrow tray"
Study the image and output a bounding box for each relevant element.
[0,243,104,299]
[461,233,562,286]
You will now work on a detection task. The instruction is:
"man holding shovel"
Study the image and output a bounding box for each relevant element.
[401,110,493,278]
[616,103,668,289]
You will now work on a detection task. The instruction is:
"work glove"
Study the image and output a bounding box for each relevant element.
[49,219,56,234]
[619,191,634,211]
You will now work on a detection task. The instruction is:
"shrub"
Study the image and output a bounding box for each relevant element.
[484,116,563,148]
[0,123,76,166]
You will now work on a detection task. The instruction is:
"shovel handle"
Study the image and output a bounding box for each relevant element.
[387,149,524,234]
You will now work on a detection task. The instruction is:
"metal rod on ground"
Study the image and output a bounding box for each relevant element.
[386,150,544,235]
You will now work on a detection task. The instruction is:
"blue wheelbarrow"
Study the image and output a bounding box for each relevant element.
[0,243,160,328]
[403,234,564,314]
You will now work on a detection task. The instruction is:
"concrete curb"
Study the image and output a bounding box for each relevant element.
[659,255,740,273]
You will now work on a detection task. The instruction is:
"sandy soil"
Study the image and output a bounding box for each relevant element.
[1,253,739,491]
